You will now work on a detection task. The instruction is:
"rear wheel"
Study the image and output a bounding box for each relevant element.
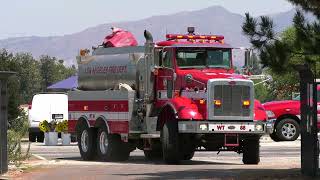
[71,135,77,142]
[29,133,36,142]
[77,122,97,161]
[96,126,130,161]
[242,137,260,164]
[37,132,44,142]
[161,120,180,164]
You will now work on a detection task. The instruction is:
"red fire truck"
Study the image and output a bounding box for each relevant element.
[68,28,269,164]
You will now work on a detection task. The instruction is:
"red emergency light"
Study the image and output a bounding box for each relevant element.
[166,34,224,41]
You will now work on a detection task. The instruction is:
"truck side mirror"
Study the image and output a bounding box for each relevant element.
[161,51,167,67]
[244,50,250,67]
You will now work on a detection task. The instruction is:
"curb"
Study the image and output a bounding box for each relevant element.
[21,138,29,143]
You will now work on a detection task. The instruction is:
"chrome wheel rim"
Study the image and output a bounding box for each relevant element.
[81,129,89,152]
[281,123,296,139]
[99,131,108,154]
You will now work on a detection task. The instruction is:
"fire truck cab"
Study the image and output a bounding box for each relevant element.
[68,27,268,164]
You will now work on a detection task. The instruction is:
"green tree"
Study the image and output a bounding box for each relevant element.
[0,49,22,124]
[248,28,301,101]
[13,53,42,103]
[39,55,57,90]
[39,55,76,91]
[242,4,320,75]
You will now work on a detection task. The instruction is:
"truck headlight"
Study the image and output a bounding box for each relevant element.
[266,111,275,118]
[199,123,208,131]
[255,124,264,131]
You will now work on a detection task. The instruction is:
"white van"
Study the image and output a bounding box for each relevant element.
[28,93,68,142]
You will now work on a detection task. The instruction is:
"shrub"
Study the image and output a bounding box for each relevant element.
[7,111,30,166]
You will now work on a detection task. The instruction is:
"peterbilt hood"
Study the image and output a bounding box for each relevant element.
[178,69,246,83]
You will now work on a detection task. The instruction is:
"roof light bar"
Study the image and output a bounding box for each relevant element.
[166,34,224,41]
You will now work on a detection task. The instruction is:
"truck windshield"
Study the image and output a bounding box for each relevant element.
[176,48,231,69]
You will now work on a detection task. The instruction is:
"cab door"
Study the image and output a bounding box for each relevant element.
[155,48,175,107]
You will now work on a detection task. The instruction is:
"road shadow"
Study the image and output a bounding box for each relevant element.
[56,155,239,165]
[112,168,319,180]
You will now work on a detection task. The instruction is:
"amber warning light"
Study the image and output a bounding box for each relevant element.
[243,100,250,107]
[166,34,224,41]
[214,100,222,107]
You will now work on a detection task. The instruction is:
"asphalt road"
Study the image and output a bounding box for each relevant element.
[29,141,301,161]
[13,139,315,180]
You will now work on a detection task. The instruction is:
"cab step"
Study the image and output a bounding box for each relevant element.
[140,133,160,139]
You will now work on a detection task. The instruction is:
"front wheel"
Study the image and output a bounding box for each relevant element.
[275,119,300,141]
[161,120,180,164]
[182,150,195,160]
[144,140,162,160]
[242,137,260,164]
[269,133,280,142]
[144,149,162,160]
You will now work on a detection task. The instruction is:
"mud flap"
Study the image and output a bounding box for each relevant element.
[224,134,239,147]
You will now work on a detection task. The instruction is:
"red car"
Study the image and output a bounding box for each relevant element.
[263,87,320,141]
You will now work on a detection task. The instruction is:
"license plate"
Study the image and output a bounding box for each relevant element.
[208,123,254,132]
[52,114,63,119]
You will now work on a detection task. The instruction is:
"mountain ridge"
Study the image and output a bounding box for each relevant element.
[0,6,301,65]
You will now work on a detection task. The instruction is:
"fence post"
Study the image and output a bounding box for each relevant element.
[296,64,319,177]
[0,71,15,174]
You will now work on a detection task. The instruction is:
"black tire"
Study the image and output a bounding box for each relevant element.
[144,140,162,160]
[37,132,44,142]
[29,133,36,142]
[269,133,280,142]
[275,118,300,141]
[161,120,180,164]
[242,137,260,164]
[180,134,196,160]
[96,126,130,162]
[182,150,195,160]
[71,135,77,142]
[144,149,162,160]
[77,122,97,161]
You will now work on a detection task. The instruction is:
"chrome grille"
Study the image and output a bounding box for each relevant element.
[207,79,254,120]
[213,85,250,116]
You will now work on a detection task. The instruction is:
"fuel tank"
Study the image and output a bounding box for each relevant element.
[78,46,145,90]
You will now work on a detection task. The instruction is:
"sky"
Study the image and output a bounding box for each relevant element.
[0,0,293,40]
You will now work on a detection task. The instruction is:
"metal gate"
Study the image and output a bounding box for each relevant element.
[297,64,319,177]
[0,72,15,174]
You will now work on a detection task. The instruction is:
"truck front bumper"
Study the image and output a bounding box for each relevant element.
[266,118,276,134]
[178,121,266,134]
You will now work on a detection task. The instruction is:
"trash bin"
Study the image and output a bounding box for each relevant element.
[0,71,15,174]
